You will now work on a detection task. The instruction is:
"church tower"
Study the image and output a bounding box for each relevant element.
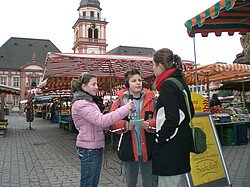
[72,0,108,54]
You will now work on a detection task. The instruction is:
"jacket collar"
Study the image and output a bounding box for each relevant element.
[72,90,93,104]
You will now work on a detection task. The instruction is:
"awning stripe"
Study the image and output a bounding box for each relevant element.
[185,0,250,37]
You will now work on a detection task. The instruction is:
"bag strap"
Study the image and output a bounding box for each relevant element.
[165,77,194,128]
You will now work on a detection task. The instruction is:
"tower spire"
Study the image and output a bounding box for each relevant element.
[73,0,108,54]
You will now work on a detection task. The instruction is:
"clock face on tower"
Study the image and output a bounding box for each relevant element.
[90,23,96,29]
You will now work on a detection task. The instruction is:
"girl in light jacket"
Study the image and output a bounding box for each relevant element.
[71,72,133,187]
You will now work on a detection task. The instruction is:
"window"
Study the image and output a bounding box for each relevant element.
[91,11,94,17]
[202,85,205,91]
[190,88,193,92]
[88,28,93,38]
[198,87,200,92]
[97,13,100,18]
[83,11,86,16]
[13,77,19,87]
[31,78,37,87]
[194,87,196,92]
[94,29,98,39]
[1,77,6,85]
[13,96,19,106]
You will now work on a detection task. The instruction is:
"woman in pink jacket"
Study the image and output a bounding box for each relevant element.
[71,72,133,187]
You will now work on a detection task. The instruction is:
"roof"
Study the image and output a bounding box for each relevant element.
[0,37,61,69]
[107,46,155,56]
[80,0,100,8]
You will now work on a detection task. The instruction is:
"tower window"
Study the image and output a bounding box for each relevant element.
[83,11,86,16]
[91,11,94,17]
[94,29,98,39]
[88,28,93,38]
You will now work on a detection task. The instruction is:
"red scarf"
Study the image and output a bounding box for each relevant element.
[156,68,177,92]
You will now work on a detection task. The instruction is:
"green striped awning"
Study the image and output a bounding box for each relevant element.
[0,84,21,95]
[185,0,250,37]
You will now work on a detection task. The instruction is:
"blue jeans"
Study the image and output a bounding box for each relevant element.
[76,147,103,187]
[124,157,155,187]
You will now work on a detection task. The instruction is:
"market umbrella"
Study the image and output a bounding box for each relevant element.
[0,84,20,120]
[183,63,250,101]
[184,0,250,88]
[0,84,21,95]
[185,0,250,37]
[41,53,156,94]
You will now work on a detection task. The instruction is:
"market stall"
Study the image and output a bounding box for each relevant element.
[0,84,21,136]
[37,53,194,131]
[184,0,250,89]
[183,63,250,103]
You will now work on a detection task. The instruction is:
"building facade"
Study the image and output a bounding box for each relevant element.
[72,0,108,54]
[0,37,61,113]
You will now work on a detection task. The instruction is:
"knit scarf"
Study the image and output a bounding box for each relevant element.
[156,68,177,92]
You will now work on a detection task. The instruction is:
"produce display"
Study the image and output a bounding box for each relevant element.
[211,106,250,122]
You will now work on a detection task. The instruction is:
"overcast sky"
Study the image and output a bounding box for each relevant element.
[0,0,243,65]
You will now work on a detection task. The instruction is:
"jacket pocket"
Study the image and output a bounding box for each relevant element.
[145,111,154,120]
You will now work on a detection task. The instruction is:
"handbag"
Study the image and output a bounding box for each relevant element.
[166,77,207,154]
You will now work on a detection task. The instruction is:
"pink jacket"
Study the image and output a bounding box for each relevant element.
[72,99,129,149]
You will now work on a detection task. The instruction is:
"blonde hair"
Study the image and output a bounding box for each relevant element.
[71,72,96,93]
[153,48,182,70]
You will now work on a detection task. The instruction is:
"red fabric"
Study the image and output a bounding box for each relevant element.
[156,68,177,92]
[110,88,156,162]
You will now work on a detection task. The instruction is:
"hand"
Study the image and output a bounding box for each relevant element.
[124,121,135,131]
[125,100,134,111]
[139,121,150,130]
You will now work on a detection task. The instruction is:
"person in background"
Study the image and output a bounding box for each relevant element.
[152,48,195,187]
[210,93,221,107]
[50,102,55,122]
[71,72,133,187]
[110,68,157,187]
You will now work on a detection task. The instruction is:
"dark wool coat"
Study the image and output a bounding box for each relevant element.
[152,70,195,176]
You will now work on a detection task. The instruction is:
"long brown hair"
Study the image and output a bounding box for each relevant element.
[153,48,182,70]
[71,72,96,93]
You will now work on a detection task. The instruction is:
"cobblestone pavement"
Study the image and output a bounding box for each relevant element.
[0,114,249,187]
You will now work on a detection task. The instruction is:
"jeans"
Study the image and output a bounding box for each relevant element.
[158,174,188,187]
[76,147,103,187]
[124,157,155,187]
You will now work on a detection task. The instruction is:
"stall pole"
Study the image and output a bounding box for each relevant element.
[192,29,199,93]
[206,76,210,108]
[242,82,246,108]
[1,94,4,120]
[108,59,114,148]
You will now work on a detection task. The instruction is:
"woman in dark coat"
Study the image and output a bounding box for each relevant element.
[210,94,221,107]
[152,48,195,187]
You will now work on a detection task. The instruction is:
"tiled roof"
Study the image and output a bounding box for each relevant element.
[80,0,100,8]
[0,37,61,69]
[107,46,155,56]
